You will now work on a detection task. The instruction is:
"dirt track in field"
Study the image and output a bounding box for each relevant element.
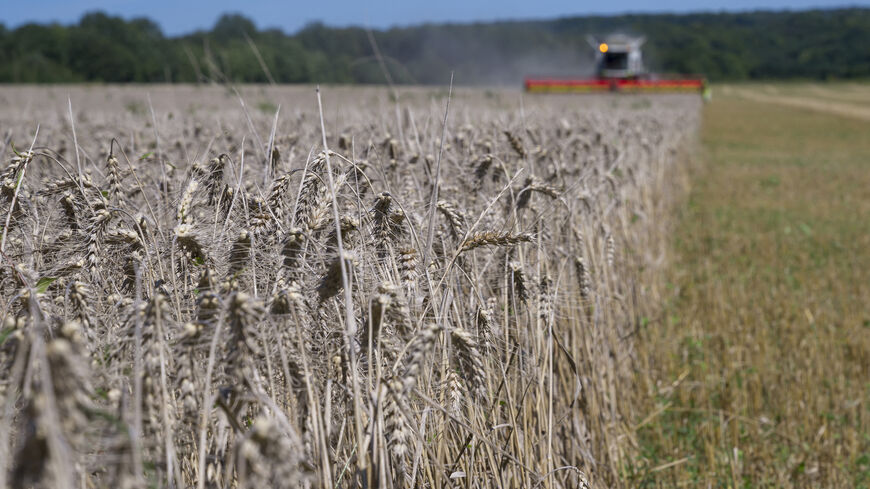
[722,85,870,122]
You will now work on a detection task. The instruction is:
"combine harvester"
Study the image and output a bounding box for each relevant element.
[525,34,707,94]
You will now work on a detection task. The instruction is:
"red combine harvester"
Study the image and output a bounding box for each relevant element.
[525,34,707,94]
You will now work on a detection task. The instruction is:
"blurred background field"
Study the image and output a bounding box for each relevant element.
[720,82,870,121]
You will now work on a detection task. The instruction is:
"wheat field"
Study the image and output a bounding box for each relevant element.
[0,85,700,488]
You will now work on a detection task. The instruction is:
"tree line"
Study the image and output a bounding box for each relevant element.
[1,8,868,84]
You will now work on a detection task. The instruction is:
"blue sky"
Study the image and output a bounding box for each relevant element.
[6,0,866,35]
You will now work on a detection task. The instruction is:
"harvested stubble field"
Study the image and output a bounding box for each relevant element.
[0,85,700,488]
[636,86,870,488]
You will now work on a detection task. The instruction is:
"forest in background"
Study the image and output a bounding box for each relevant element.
[1,7,868,84]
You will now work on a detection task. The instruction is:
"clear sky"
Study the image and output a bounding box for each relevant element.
[6,0,867,35]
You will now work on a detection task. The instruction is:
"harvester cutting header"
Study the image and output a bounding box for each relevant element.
[525,34,706,94]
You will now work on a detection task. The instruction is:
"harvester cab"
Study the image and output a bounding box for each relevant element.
[588,34,646,80]
[525,34,706,94]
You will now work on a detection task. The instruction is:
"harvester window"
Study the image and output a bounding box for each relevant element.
[602,52,628,70]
